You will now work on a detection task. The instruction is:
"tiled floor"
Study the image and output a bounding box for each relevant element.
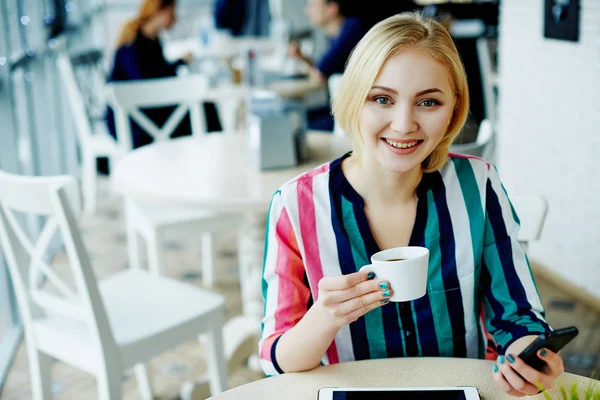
[1,178,599,399]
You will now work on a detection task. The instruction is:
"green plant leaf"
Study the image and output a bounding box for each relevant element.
[559,383,568,400]
[535,381,551,400]
[585,379,595,400]
[571,382,579,400]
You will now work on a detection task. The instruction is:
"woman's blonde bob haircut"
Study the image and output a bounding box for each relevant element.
[332,12,470,172]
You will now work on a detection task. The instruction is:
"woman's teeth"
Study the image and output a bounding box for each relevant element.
[384,138,419,149]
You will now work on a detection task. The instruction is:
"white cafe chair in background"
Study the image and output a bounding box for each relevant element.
[106,76,242,287]
[450,118,495,160]
[327,73,347,138]
[57,53,119,216]
[0,170,228,399]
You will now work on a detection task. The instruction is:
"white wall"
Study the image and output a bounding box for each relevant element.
[497,0,600,298]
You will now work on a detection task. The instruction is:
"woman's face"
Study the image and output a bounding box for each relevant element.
[305,0,337,28]
[357,49,456,174]
[154,4,177,30]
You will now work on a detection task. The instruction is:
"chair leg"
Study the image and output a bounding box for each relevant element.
[134,363,154,400]
[125,199,141,270]
[82,155,97,215]
[200,313,228,395]
[96,366,122,400]
[27,346,52,400]
[201,233,215,288]
[146,228,164,276]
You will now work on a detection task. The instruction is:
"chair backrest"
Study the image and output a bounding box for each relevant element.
[327,73,347,138]
[476,37,497,127]
[69,49,108,122]
[0,170,116,352]
[56,53,96,149]
[450,119,495,159]
[211,84,246,134]
[105,75,209,150]
[511,195,548,249]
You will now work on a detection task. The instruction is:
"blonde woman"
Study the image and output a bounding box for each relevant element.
[259,13,564,396]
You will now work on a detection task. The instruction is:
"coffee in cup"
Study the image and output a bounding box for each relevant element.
[359,246,429,302]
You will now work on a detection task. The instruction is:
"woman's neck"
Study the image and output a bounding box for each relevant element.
[140,22,160,40]
[343,153,423,207]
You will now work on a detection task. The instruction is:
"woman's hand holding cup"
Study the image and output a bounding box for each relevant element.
[315,271,392,329]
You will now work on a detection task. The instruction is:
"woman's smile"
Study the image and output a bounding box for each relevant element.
[382,138,424,155]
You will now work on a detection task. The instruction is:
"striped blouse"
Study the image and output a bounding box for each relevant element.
[259,153,550,376]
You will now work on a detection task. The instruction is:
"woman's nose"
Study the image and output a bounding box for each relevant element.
[389,105,418,135]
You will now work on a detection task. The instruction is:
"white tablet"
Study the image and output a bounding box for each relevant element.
[317,387,480,400]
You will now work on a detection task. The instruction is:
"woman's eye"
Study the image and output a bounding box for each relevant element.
[419,99,440,107]
[374,96,390,105]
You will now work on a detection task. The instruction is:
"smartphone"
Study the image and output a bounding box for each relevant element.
[518,326,579,370]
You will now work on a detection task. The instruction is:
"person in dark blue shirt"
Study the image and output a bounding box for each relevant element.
[285,0,372,130]
[105,0,221,151]
[289,0,372,84]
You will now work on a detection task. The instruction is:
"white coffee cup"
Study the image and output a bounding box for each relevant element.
[359,246,429,302]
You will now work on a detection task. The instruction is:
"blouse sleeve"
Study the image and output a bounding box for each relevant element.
[481,165,551,354]
[259,190,312,376]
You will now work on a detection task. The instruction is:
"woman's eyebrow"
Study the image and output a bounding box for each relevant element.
[370,86,445,97]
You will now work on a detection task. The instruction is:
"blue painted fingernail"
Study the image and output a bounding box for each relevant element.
[492,364,499,373]
[382,290,391,297]
[540,349,547,357]
[507,354,515,363]
[367,272,376,280]
[381,299,390,305]
[497,355,505,364]
[379,282,389,289]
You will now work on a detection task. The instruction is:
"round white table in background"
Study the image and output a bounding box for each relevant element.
[210,357,597,400]
[112,132,352,373]
[164,37,275,61]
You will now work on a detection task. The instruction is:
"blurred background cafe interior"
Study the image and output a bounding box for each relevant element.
[0,0,599,399]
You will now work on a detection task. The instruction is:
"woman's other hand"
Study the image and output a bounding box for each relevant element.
[182,51,193,64]
[288,41,303,60]
[492,349,565,396]
[314,270,392,329]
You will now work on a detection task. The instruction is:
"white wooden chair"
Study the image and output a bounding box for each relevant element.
[450,118,495,160]
[56,53,120,215]
[105,77,242,286]
[511,195,548,251]
[476,37,497,128]
[0,170,228,399]
[327,73,347,138]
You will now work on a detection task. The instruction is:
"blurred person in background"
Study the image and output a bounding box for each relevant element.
[104,0,221,155]
[288,0,371,84]
[290,0,421,131]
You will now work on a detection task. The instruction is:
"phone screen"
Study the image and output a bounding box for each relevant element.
[331,390,467,400]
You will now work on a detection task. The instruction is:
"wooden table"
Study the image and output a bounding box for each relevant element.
[210,357,598,400]
[112,132,352,375]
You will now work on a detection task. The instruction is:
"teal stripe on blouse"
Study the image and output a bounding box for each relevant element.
[410,302,423,356]
[341,196,388,359]
[483,217,537,349]
[452,158,485,266]
[423,190,454,356]
[452,158,486,358]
